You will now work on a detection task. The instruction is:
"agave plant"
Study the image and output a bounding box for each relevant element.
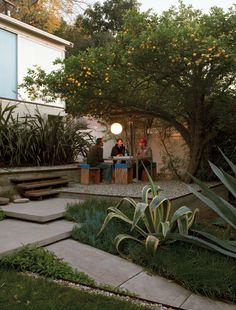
[99,165,200,257]
[189,149,236,240]
[99,164,236,259]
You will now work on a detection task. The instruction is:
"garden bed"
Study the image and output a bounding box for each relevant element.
[65,199,236,304]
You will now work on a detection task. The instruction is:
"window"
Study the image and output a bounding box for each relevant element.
[0,28,17,99]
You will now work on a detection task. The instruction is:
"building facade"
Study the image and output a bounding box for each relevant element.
[0,13,72,117]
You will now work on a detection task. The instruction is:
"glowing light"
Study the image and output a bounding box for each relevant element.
[110,123,123,135]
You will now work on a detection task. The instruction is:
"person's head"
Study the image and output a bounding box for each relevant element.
[116,138,123,147]
[138,138,147,149]
[96,137,103,147]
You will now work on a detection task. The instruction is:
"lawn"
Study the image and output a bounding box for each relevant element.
[0,269,159,310]
[66,199,236,304]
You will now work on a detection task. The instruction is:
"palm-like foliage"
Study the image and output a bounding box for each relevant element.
[0,105,92,167]
[99,164,236,259]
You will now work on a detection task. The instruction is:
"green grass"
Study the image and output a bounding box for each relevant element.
[0,269,154,310]
[0,245,95,285]
[66,199,236,303]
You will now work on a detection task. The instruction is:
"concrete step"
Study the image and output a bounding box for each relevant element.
[1,198,83,223]
[0,219,75,257]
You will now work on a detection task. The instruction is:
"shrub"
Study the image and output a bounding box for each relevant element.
[0,105,92,167]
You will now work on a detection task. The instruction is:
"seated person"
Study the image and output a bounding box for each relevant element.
[111,138,126,163]
[87,138,112,182]
[135,138,152,180]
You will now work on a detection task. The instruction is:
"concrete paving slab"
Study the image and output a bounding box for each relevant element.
[181,293,236,310]
[120,271,191,308]
[0,219,74,257]
[1,198,84,222]
[46,239,142,286]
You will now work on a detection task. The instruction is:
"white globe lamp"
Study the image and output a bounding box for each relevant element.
[110,123,123,135]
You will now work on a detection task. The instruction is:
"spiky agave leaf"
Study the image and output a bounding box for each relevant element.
[114,234,143,259]
[145,235,160,255]
[209,161,236,199]
[189,177,236,229]
[218,148,236,176]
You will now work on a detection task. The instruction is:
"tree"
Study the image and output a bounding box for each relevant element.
[8,0,87,33]
[21,5,236,182]
[55,0,140,55]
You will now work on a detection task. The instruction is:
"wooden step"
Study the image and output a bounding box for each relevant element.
[11,174,66,184]
[17,178,70,191]
[24,188,59,199]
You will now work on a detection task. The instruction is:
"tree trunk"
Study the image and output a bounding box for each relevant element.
[182,133,204,183]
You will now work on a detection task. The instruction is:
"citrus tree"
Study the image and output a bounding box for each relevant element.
[21,4,236,181]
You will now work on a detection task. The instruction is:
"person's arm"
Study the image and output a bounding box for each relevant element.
[111,146,116,157]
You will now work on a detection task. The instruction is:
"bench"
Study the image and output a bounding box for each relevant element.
[80,164,100,185]
[114,164,133,184]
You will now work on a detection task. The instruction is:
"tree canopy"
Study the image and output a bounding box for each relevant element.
[21,4,236,181]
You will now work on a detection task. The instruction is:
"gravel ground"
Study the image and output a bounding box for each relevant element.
[62,180,219,200]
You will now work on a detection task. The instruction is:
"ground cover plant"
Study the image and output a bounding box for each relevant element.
[0,105,92,167]
[0,245,133,296]
[66,198,236,303]
[0,269,157,310]
[0,245,94,285]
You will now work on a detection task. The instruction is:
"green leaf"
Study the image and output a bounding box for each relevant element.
[193,230,236,254]
[209,161,236,199]
[114,234,143,259]
[145,235,160,255]
[164,233,236,259]
[218,148,236,176]
[189,177,236,229]
[161,222,170,237]
[141,162,157,196]
[131,202,149,231]
[142,185,152,203]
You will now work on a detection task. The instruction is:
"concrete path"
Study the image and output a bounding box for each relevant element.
[0,219,74,257]
[47,239,236,310]
[1,198,83,223]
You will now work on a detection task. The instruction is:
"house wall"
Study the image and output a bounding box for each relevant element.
[0,15,68,115]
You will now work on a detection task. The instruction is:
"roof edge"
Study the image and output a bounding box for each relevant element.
[0,13,73,47]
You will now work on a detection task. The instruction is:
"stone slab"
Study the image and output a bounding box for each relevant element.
[120,271,191,308]
[181,293,236,310]
[46,239,142,286]
[0,219,74,257]
[1,198,84,222]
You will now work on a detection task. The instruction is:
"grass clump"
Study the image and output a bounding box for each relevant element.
[0,269,154,310]
[0,245,95,286]
[66,199,236,303]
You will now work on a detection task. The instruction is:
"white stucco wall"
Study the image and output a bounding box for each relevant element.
[17,35,65,109]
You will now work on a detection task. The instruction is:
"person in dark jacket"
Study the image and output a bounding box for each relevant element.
[87,138,112,182]
[111,138,126,157]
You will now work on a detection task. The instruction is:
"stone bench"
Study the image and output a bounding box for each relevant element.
[114,164,133,184]
[80,164,100,185]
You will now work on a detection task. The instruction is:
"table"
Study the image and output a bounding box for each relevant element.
[113,156,152,181]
